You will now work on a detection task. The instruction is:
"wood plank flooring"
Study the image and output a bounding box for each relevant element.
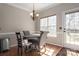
[57,48,79,56]
[0,43,63,56]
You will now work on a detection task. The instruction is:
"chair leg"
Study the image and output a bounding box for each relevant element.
[17,47,23,56]
[17,47,19,55]
[24,46,27,55]
[44,44,46,52]
[21,48,23,56]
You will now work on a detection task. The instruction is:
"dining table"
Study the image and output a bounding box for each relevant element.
[23,33,40,40]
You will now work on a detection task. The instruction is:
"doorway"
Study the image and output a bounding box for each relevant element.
[63,11,79,50]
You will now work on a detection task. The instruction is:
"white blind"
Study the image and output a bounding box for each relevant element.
[40,15,56,37]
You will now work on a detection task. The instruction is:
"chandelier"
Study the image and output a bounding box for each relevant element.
[30,3,39,21]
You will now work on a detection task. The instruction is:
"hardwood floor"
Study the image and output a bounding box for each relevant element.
[57,48,79,56]
[1,43,79,56]
[0,43,63,56]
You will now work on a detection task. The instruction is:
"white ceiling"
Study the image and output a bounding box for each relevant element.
[7,3,60,12]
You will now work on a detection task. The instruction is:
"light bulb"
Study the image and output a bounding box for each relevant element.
[30,13,33,16]
[36,14,39,17]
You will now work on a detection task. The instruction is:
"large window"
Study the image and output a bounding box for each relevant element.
[40,15,56,37]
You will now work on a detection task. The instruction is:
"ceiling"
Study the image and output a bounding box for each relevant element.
[7,3,60,12]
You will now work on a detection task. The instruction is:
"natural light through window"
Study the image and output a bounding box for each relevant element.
[40,15,56,37]
[40,46,54,56]
[65,12,79,45]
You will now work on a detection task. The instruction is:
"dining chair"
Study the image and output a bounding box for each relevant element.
[23,31,31,40]
[36,31,44,50]
[23,31,30,36]
[15,32,32,56]
[39,31,48,54]
[40,31,48,48]
[15,32,23,56]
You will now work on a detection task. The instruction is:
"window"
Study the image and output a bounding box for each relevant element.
[40,15,56,37]
[66,12,79,31]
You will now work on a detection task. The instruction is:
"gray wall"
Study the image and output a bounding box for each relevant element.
[0,4,35,47]
[0,4,35,33]
[35,3,79,47]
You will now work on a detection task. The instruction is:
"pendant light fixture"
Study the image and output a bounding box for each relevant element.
[30,3,39,21]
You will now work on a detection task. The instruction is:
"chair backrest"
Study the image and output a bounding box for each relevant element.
[39,31,44,39]
[40,31,48,46]
[23,31,30,36]
[15,32,22,47]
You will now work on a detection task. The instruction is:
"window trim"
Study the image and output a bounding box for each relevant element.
[64,7,79,15]
[65,10,79,15]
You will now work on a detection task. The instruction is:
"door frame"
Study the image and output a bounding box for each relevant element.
[62,7,79,50]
